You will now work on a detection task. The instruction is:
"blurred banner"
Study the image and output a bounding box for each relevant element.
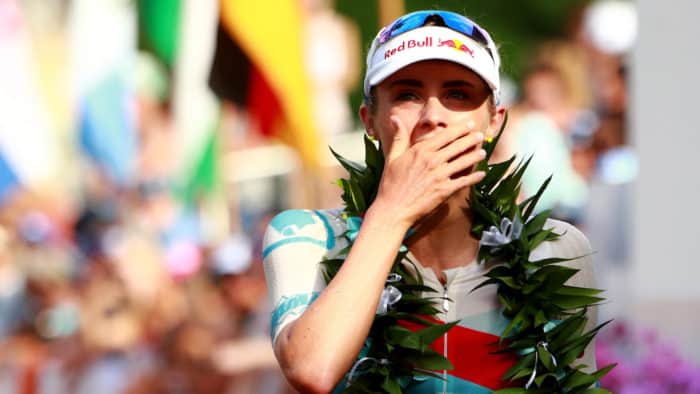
[138,0,221,203]
[0,152,19,204]
[171,0,221,204]
[211,0,322,168]
[0,0,62,195]
[70,0,138,187]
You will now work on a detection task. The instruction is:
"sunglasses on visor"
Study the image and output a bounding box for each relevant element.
[378,10,494,59]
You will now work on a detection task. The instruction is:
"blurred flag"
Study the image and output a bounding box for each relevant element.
[0,150,20,204]
[210,0,322,168]
[70,0,138,187]
[137,0,181,70]
[0,0,62,191]
[138,0,221,203]
[172,0,221,203]
[77,73,138,186]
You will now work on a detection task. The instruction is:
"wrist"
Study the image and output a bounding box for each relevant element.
[364,200,413,234]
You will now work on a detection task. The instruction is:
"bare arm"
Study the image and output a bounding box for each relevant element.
[273,206,409,393]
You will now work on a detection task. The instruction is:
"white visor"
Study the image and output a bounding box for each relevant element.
[364,26,500,101]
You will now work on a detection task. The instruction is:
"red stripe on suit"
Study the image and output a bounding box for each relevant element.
[400,319,518,390]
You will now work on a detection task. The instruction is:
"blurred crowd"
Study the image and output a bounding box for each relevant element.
[0,95,290,393]
[0,1,647,393]
[495,1,637,322]
[1,0,292,391]
[496,2,634,228]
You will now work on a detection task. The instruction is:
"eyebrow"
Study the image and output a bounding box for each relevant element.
[443,80,476,88]
[389,79,423,88]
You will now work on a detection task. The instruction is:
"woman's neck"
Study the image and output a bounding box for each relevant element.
[406,195,480,278]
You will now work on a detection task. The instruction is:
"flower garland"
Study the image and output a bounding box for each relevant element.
[321,116,616,393]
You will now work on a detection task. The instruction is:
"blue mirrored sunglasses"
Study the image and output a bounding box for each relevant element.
[378,10,493,58]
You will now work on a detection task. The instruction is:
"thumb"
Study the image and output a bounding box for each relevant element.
[387,116,411,162]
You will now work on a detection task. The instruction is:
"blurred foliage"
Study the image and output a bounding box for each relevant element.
[334,0,590,114]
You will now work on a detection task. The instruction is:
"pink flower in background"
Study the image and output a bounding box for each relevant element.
[597,321,700,393]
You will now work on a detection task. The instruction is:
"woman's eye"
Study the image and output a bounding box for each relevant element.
[447,90,470,100]
[395,91,418,101]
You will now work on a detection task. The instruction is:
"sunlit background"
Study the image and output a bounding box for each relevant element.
[0,0,698,393]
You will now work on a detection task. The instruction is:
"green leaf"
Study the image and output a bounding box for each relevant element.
[482,156,517,191]
[497,292,517,314]
[527,256,574,267]
[551,295,605,309]
[397,284,439,294]
[564,370,598,390]
[347,179,367,212]
[524,209,551,238]
[534,310,548,327]
[520,175,552,220]
[537,344,555,370]
[582,389,613,394]
[364,134,384,170]
[558,336,595,367]
[329,145,366,176]
[537,266,581,293]
[409,368,447,381]
[549,314,587,349]
[391,313,439,328]
[482,111,509,163]
[501,307,528,340]
[528,229,560,252]
[555,286,605,297]
[415,320,459,345]
[471,278,500,292]
[484,265,515,279]
[381,375,401,394]
[493,388,528,394]
[385,326,421,350]
[401,349,454,370]
[509,366,535,381]
[469,194,500,227]
[591,363,617,381]
[491,155,532,205]
[534,371,563,387]
[502,351,536,380]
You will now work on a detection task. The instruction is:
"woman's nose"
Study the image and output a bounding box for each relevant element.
[416,97,448,132]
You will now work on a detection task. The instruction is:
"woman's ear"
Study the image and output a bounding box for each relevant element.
[486,106,507,140]
[359,104,375,137]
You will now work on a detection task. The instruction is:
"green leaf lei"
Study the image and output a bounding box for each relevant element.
[321,116,616,393]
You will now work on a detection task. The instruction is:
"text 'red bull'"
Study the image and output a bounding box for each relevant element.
[383,36,475,60]
[384,37,433,59]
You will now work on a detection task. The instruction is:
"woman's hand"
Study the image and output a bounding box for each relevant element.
[372,116,486,228]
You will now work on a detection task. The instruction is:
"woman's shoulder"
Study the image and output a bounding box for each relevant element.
[262,208,347,258]
[534,218,593,260]
[540,219,598,293]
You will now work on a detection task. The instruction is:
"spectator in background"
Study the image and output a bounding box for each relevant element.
[497,41,595,223]
[303,0,361,136]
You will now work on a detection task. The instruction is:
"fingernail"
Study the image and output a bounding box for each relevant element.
[478,149,487,157]
[474,132,484,141]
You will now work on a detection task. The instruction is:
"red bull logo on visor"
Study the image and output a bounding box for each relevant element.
[383,36,475,60]
[438,38,475,57]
